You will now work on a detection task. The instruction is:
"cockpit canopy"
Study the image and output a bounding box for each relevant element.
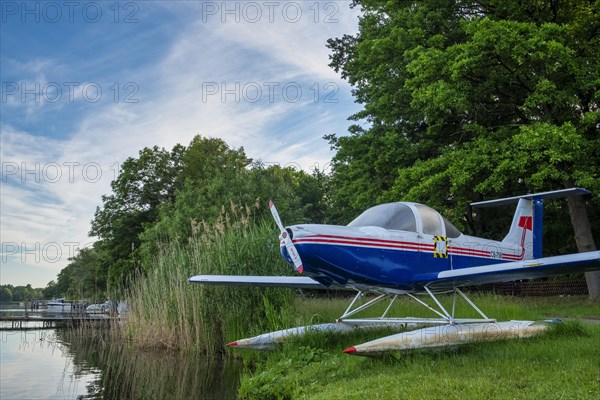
[347,202,462,238]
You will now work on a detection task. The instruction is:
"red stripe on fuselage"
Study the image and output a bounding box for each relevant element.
[292,234,524,261]
[293,237,427,251]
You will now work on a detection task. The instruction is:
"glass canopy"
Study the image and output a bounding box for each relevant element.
[348,202,462,238]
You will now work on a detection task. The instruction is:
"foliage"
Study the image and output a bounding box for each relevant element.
[0,284,43,302]
[0,286,13,302]
[238,345,326,400]
[121,205,297,354]
[84,134,330,294]
[326,0,600,241]
[138,161,329,268]
[136,136,254,266]
[90,143,186,287]
[42,246,107,301]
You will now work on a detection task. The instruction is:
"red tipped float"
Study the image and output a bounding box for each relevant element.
[226,341,238,347]
[343,346,356,354]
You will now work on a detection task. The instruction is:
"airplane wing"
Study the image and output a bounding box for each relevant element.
[188,275,334,289]
[412,251,600,290]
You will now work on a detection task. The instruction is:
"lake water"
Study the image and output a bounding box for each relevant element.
[0,328,241,400]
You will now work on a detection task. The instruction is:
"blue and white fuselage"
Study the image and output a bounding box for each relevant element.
[278,199,591,294]
[191,191,599,294]
[189,189,600,353]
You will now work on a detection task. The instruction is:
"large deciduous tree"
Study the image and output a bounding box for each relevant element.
[328,0,599,297]
[90,144,186,286]
[138,137,332,267]
[55,133,331,294]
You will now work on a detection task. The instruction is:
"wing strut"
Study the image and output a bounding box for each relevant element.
[336,288,495,327]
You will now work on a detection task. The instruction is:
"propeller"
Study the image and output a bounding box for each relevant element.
[269,200,304,274]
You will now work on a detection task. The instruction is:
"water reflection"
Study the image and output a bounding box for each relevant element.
[1,329,241,400]
[1,329,97,399]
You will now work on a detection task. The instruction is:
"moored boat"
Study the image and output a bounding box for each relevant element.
[86,302,110,314]
[46,298,72,312]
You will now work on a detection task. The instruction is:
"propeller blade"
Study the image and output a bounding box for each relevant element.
[269,200,285,232]
[269,200,304,274]
[284,241,304,274]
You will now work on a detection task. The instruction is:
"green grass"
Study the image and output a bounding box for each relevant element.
[238,295,600,400]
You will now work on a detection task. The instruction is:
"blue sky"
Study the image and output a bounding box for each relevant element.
[0,1,362,287]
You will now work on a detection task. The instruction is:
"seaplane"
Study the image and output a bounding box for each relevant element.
[189,188,600,355]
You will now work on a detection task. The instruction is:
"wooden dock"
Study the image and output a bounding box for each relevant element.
[0,315,118,331]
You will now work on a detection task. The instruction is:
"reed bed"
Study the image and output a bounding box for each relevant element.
[119,205,296,354]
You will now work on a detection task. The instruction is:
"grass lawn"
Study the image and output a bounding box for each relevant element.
[237,295,600,400]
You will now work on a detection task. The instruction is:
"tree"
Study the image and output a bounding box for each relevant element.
[11,284,33,302]
[90,144,186,286]
[77,134,332,286]
[137,136,253,264]
[43,281,59,299]
[40,247,105,300]
[328,0,599,296]
[138,139,332,267]
[0,286,13,302]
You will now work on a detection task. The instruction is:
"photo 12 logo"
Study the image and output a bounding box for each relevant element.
[1,82,139,104]
[1,241,93,264]
[1,1,139,24]
[201,81,339,104]
[200,1,340,23]
[1,161,121,184]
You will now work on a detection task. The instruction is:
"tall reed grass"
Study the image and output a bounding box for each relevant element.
[120,204,296,354]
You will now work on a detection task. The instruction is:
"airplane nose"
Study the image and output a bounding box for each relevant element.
[279,226,310,266]
[280,245,292,263]
[278,228,293,241]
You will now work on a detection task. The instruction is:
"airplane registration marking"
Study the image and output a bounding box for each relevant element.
[292,235,524,261]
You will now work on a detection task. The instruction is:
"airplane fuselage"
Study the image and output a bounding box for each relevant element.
[190,190,600,354]
[282,223,526,293]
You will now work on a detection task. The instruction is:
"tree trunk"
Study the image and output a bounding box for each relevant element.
[565,194,599,299]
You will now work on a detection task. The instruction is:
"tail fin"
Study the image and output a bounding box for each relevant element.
[471,188,591,261]
[503,199,533,260]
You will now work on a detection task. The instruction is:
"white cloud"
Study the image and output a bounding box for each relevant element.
[1,127,111,286]
[0,1,362,286]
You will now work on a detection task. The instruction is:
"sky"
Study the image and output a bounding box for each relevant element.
[0,1,363,288]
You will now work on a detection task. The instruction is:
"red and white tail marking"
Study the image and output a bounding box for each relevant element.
[503,199,533,260]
